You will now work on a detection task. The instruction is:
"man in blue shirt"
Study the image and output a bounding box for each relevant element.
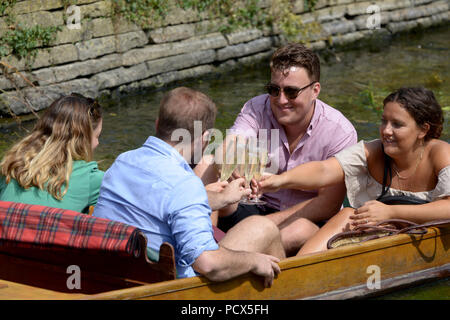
[94,87,285,286]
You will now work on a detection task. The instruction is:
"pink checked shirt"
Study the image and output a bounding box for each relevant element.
[230,94,357,211]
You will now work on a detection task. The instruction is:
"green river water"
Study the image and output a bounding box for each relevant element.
[0,25,449,299]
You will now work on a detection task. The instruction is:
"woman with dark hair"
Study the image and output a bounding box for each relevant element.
[259,87,450,255]
[0,93,104,214]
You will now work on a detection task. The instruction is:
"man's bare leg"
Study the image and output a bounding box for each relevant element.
[219,215,286,260]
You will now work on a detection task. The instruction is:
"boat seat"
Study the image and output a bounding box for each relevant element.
[0,201,176,294]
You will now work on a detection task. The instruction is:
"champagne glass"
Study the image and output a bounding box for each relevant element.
[218,135,237,181]
[245,146,268,205]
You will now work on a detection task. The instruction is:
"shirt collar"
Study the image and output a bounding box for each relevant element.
[307,99,323,135]
[144,136,193,172]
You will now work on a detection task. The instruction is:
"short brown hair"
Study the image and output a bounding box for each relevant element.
[383,87,443,140]
[270,43,321,82]
[156,87,217,142]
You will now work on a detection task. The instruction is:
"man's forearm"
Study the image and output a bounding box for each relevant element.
[194,247,255,282]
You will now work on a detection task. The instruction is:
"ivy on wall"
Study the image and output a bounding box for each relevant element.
[111,0,321,40]
[0,1,61,66]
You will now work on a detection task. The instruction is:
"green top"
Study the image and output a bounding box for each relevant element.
[0,160,104,214]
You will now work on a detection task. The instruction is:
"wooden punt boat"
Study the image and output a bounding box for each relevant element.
[1,222,449,300]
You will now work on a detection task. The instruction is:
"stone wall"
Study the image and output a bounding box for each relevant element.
[0,0,448,115]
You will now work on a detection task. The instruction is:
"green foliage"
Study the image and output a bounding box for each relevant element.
[0,0,17,16]
[111,0,322,42]
[0,24,61,63]
[304,0,319,11]
[112,0,271,33]
[112,0,170,28]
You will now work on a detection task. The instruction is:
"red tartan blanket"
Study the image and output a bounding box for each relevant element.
[0,201,143,257]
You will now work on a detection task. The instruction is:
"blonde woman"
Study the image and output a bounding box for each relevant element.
[0,93,104,214]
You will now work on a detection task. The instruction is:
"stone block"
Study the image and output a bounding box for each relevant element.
[330,31,365,46]
[115,31,148,53]
[313,4,347,22]
[327,0,355,6]
[79,1,112,19]
[148,19,220,43]
[122,43,174,66]
[387,20,418,33]
[146,50,216,76]
[292,0,305,14]
[111,16,141,34]
[32,67,56,86]
[76,36,116,61]
[0,17,8,37]
[225,29,263,45]
[322,19,356,35]
[136,64,215,91]
[122,33,227,66]
[52,53,122,83]
[50,44,78,65]
[88,18,115,38]
[353,9,392,30]
[15,11,64,28]
[32,49,52,69]
[305,40,327,51]
[379,0,412,12]
[53,26,88,45]
[0,70,35,90]
[11,0,63,15]
[91,63,150,90]
[237,50,274,66]
[216,38,272,61]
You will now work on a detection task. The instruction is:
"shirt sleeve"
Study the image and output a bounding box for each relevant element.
[87,162,105,207]
[166,177,219,268]
[334,140,369,207]
[432,166,450,200]
[325,122,358,158]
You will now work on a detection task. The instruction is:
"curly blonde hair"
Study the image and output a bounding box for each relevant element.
[1,93,102,200]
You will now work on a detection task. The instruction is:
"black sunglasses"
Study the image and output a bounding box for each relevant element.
[265,81,317,100]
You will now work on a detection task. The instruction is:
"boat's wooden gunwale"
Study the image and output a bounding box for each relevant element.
[81,224,450,300]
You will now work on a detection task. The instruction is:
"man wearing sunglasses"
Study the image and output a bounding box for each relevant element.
[217,43,357,256]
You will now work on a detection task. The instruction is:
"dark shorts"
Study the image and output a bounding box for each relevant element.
[217,203,278,233]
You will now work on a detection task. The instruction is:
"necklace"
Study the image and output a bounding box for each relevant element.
[392,147,424,180]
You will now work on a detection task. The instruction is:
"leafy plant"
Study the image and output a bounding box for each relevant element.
[0,24,61,63]
[0,0,16,16]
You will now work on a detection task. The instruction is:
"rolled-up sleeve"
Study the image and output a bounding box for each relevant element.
[167,177,219,269]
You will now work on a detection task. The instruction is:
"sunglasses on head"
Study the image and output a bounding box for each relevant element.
[265,81,317,100]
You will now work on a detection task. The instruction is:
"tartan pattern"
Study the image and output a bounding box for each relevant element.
[0,201,142,257]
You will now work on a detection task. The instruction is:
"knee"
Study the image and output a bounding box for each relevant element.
[242,215,280,238]
[280,218,319,246]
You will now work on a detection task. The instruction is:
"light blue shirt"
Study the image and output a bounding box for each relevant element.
[93,136,219,278]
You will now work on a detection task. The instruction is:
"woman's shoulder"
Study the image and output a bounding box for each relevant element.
[362,139,383,160]
[427,139,450,173]
[72,160,104,182]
